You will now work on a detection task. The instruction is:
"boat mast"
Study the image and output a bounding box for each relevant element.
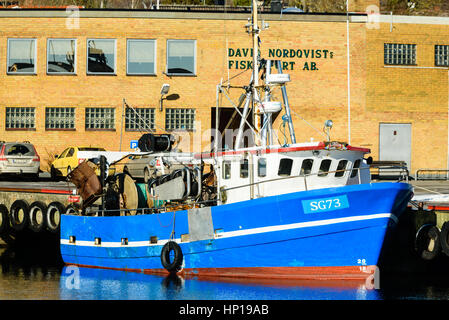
[252,0,262,146]
[234,0,260,150]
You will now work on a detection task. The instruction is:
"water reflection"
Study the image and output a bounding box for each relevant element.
[2,238,449,300]
[58,266,382,300]
[0,244,62,300]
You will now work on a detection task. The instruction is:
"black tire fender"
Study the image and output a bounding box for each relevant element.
[160,241,184,273]
[46,201,65,233]
[415,224,441,261]
[440,221,449,257]
[28,201,47,233]
[0,204,9,235]
[10,199,29,231]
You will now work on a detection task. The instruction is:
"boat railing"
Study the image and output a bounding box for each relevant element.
[80,199,218,217]
[415,169,449,181]
[74,166,408,216]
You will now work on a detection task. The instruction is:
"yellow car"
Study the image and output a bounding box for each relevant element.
[50,146,115,179]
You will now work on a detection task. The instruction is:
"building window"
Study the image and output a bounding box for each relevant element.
[384,43,416,65]
[47,39,76,74]
[125,107,155,131]
[166,40,196,75]
[165,108,195,131]
[5,107,35,129]
[87,39,116,74]
[85,107,115,130]
[7,39,36,74]
[435,45,449,66]
[127,39,156,75]
[45,107,75,130]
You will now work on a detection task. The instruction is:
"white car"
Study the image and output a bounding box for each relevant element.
[0,141,40,179]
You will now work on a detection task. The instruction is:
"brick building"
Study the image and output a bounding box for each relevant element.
[0,3,448,175]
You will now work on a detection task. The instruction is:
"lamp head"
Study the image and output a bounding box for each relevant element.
[160,84,170,95]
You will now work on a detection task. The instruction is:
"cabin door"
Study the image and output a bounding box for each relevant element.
[379,123,411,170]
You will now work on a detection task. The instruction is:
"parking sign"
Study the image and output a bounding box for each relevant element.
[130,140,138,149]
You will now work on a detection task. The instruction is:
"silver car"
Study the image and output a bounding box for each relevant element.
[0,141,40,179]
[123,154,156,183]
[123,153,195,183]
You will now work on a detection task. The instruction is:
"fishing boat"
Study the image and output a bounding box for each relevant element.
[60,1,413,283]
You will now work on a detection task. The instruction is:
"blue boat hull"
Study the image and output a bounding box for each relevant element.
[60,182,412,280]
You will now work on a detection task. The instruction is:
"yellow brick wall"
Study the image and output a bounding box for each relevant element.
[3,12,448,175]
[366,21,449,172]
[0,14,367,172]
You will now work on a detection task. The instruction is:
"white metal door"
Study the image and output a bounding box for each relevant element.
[379,123,411,170]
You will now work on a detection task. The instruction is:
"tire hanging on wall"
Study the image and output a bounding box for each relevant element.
[10,199,29,231]
[28,201,47,233]
[415,224,441,260]
[46,201,64,233]
[439,221,449,257]
[0,204,9,235]
[160,241,183,273]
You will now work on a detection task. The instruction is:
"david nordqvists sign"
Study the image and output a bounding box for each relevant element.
[227,47,335,71]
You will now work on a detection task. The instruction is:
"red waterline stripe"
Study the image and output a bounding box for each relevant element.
[64,263,376,282]
[0,187,73,195]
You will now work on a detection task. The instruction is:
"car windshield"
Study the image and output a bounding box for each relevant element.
[5,143,35,156]
[78,147,105,151]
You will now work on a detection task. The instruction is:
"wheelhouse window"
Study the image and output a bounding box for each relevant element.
[300,159,314,176]
[165,108,195,131]
[222,161,231,179]
[240,159,248,178]
[318,159,332,177]
[47,39,76,74]
[350,159,362,178]
[435,45,449,66]
[87,39,116,74]
[166,40,196,76]
[6,107,35,129]
[278,158,293,176]
[45,107,75,130]
[258,158,267,177]
[85,107,115,130]
[384,43,416,65]
[335,160,348,178]
[7,39,36,74]
[127,39,156,75]
[125,107,155,131]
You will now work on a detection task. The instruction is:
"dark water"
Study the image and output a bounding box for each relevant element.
[2,241,449,301]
